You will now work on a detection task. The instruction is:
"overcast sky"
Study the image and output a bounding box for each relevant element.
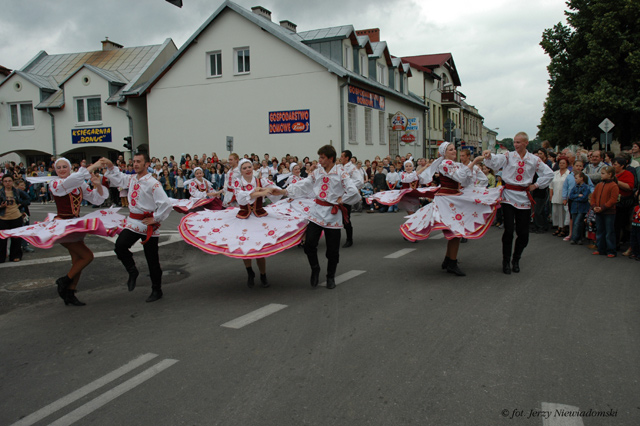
[1,0,569,140]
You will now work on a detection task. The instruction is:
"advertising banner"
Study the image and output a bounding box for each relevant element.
[71,127,112,144]
[347,85,385,111]
[269,110,310,134]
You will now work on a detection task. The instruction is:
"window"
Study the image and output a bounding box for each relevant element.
[364,108,372,145]
[207,51,222,77]
[9,102,34,129]
[344,45,352,70]
[76,97,102,123]
[234,48,250,74]
[394,70,400,91]
[348,104,357,143]
[377,63,386,85]
[360,53,368,77]
[379,111,386,145]
[403,75,408,94]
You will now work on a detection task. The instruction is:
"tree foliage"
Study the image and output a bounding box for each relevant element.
[539,0,640,148]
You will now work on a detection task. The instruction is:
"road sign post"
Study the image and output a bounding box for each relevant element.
[598,118,614,151]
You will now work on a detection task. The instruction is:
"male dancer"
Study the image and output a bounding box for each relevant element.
[101,154,172,302]
[286,145,359,288]
[223,153,240,207]
[483,132,553,274]
[338,150,364,247]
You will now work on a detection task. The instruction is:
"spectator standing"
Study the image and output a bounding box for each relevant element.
[568,172,592,244]
[590,166,619,257]
[613,156,635,252]
[550,156,570,237]
[0,175,31,262]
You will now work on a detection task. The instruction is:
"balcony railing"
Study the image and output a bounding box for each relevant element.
[441,89,463,106]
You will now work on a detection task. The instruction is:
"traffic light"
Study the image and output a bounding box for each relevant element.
[123,136,132,151]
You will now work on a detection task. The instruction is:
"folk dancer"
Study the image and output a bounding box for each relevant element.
[483,131,554,274]
[178,159,307,288]
[285,145,360,289]
[401,142,502,276]
[101,154,172,302]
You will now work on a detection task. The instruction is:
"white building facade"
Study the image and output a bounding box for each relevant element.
[142,2,426,162]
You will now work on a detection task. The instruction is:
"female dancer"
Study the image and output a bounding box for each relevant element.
[400,143,502,276]
[179,159,307,288]
[366,160,433,214]
[277,163,305,188]
[2,159,123,305]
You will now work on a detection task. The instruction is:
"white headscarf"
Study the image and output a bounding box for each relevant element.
[54,157,72,169]
[238,159,252,169]
[420,142,451,185]
[403,160,413,169]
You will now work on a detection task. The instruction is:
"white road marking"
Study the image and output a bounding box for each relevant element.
[384,248,416,258]
[47,358,178,426]
[0,235,183,268]
[10,353,158,426]
[319,270,366,287]
[221,304,288,329]
[541,402,585,426]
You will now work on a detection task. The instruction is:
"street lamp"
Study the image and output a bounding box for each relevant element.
[426,83,453,158]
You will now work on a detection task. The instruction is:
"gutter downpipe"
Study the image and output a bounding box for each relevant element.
[116,101,134,160]
[47,109,56,157]
[339,76,351,153]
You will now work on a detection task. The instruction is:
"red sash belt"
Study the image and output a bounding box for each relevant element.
[504,183,535,205]
[315,199,349,224]
[129,211,158,244]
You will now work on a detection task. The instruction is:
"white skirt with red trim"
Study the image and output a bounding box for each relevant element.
[169,197,223,214]
[366,187,439,206]
[0,208,125,248]
[178,205,308,259]
[400,186,503,241]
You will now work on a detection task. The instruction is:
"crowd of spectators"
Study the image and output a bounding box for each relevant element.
[2,141,640,260]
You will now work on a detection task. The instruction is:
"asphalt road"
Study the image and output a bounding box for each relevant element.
[0,204,638,425]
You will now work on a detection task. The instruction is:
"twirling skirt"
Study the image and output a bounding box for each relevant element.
[0,208,125,248]
[400,186,503,241]
[178,205,308,259]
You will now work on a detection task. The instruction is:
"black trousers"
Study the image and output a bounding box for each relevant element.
[0,217,24,262]
[304,222,341,277]
[114,229,162,288]
[342,204,353,242]
[501,203,531,261]
[532,194,549,231]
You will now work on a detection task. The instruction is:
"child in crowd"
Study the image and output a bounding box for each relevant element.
[629,192,640,261]
[38,186,47,204]
[590,166,619,257]
[568,172,591,245]
[385,164,400,212]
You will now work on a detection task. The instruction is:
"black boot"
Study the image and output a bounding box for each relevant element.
[511,258,520,273]
[260,273,269,288]
[503,259,511,275]
[446,259,466,276]
[326,261,337,289]
[246,267,255,288]
[64,290,86,306]
[146,287,163,302]
[310,266,320,288]
[441,256,451,270]
[56,275,73,300]
[342,240,353,248]
[126,266,139,292]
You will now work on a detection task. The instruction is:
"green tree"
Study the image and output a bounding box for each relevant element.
[539,0,640,148]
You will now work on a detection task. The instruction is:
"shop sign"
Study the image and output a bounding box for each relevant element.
[269,110,310,134]
[406,118,418,131]
[391,112,408,131]
[347,85,385,111]
[400,133,416,143]
[72,127,112,144]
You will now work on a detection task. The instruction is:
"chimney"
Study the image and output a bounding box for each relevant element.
[251,6,272,21]
[279,20,297,33]
[101,37,123,51]
[356,28,380,43]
